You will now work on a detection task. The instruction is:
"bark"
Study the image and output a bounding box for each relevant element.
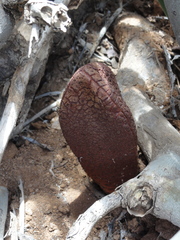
[113,12,175,161]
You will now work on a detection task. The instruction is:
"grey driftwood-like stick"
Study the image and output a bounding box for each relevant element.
[0,26,52,162]
[114,13,180,226]
[66,191,123,240]
[12,98,61,137]
[0,0,70,162]
[88,2,123,58]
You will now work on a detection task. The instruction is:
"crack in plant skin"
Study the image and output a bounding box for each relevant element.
[59,62,137,193]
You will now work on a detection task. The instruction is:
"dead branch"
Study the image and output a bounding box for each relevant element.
[88,1,123,58]
[162,45,177,117]
[0,25,52,162]
[115,13,180,226]
[18,179,25,235]
[114,12,175,161]
[66,191,123,240]
[12,98,61,137]
[0,0,70,162]
[114,12,172,108]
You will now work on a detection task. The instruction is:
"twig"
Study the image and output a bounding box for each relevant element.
[49,160,56,177]
[66,190,123,240]
[23,98,61,128]
[18,179,25,235]
[34,91,62,100]
[11,98,61,138]
[89,2,123,58]
[162,45,177,117]
[4,210,18,240]
[72,42,88,74]
[21,136,54,151]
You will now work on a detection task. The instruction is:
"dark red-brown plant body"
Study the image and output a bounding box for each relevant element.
[59,62,137,193]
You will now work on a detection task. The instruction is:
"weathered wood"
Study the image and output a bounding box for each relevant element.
[0,0,71,162]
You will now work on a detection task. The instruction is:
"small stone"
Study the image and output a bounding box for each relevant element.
[60,182,67,188]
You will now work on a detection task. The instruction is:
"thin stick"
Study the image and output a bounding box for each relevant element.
[21,136,54,151]
[18,179,25,235]
[34,91,62,100]
[66,190,123,240]
[11,98,61,138]
[4,210,18,240]
[49,160,56,177]
[162,45,177,117]
[89,3,123,58]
